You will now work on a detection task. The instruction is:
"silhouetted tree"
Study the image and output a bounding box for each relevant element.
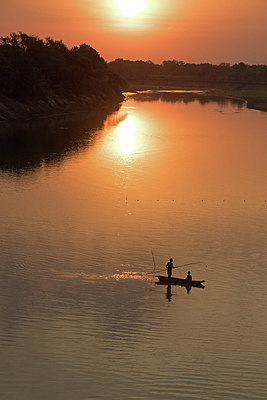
[0,32,126,101]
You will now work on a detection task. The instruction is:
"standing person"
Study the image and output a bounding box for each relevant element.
[166,258,177,278]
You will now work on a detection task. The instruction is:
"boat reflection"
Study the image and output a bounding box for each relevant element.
[156,281,203,299]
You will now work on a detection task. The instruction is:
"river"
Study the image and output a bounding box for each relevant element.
[0,91,267,400]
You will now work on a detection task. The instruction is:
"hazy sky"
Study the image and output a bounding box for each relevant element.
[1,0,266,64]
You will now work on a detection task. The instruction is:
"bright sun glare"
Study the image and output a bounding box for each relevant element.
[117,0,146,18]
[119,116,136,155]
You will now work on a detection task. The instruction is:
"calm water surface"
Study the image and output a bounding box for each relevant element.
[0,92,267,400]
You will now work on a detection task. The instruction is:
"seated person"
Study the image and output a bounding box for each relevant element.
[185,271,192,283]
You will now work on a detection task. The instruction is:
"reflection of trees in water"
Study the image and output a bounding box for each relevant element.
[0,104,120,174]
[131,91,244,108]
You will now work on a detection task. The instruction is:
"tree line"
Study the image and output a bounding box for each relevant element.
[0,33,126,101]
[108,59,267,86]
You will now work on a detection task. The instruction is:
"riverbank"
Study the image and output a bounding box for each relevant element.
[1,84,265,122]
[127,82,267,112]
[0,92,125,122]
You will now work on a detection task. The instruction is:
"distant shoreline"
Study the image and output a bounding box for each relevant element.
[126,82,267,112]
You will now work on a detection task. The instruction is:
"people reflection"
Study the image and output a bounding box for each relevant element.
[165,283,192,299]
[185,285,192,294]
[166,285,172,302]
[165,258,177,278]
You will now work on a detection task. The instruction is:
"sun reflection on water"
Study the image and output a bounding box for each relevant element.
[118,116,136,156]
[98,105,154,172]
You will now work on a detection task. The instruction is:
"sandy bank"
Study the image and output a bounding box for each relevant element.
[127,81,267,112]
[206,87,267,112]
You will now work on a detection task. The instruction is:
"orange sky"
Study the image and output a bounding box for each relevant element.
[1,0,267,64]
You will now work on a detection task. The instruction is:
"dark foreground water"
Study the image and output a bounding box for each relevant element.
[0,92,267,400]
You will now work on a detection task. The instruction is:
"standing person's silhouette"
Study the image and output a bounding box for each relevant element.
[166,258,177,278]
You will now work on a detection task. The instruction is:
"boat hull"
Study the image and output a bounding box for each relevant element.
[155,275,205,288]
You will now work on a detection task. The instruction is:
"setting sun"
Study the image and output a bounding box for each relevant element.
[117,0,146,18]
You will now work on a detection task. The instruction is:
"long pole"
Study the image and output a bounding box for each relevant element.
[177,261,201,268]
[151,251,156,272]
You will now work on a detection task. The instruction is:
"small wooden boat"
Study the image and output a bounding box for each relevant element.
[155,275,205,288]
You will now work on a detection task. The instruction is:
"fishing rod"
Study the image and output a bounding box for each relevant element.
[149,261,203,275]
[151,251,156,273]
[177,261,202,268]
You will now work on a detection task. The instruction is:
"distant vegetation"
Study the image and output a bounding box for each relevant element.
[0,33,126,101]
[109,59,267,87]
